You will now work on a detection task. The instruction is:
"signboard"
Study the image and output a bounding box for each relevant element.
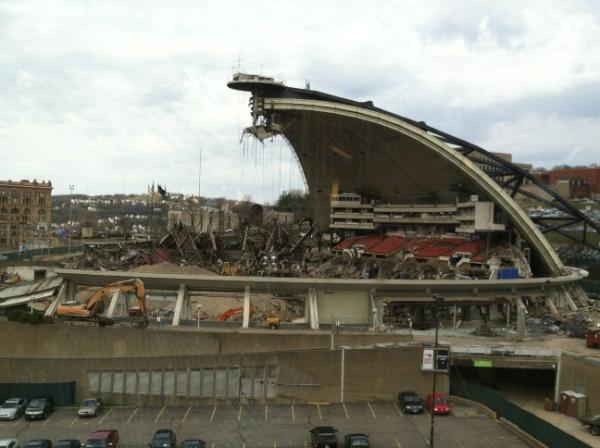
[422,347,450,372]
[473,359,493,368]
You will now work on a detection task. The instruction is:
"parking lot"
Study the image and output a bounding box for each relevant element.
[0,401,530,448]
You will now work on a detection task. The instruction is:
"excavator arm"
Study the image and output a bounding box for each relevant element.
[57,278,147,319]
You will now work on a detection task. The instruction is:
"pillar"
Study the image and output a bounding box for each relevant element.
[106,289,122,318]
[45,281,67,317]
[173,283,190,326]
[306,287,319,330]
[515,297,526,342]
[242,286,251,329]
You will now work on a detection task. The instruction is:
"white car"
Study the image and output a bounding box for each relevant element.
[0,398,28,421]
[0,439,19,448]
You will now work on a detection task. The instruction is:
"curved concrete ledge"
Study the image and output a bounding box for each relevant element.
[55,268,585,294]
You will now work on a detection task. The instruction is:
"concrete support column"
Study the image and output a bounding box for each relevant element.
[242,286,251,329]
[306,287,319,330]
[106,289,122,318]
[561,286,579,311]
[369,289,378,329]
[172,283,190,326]
[515,297,526,342]
[45,282,68,317]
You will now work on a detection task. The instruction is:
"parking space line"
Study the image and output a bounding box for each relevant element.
[264,404,268,421]
[98,408,112,425]
[304,441,308,448]
[273,441,277,448]
[70,416,78,426]
[13,418,22,427]
[126,407,139,424]
[210,405,217,424]
[394,438,402,448]
[182,405,191,424]
[238,404,243,421]
[342,403,349,419]
[394,402,404,418]
[42,414,54,426]
[454,436,465,448]
[210,444,214,448]
[367,402,376,419]
[291,404,295,421]
[316,403,322,420]
[154,406,165,424]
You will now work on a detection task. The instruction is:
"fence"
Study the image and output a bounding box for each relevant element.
[450,379,591,448]
[0,246,73,262]
[0,382,76,406]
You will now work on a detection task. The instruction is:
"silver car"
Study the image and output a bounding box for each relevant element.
[0,398,28,421]
[0,439,19,448]
[78,398,102,417]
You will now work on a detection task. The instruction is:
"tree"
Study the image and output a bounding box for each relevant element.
[274,190,312,219]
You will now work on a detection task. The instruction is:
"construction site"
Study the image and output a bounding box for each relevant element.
[1,74,600,448]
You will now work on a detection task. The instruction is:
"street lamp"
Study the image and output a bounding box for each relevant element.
[429,294,445,448]
[68,184,74,254]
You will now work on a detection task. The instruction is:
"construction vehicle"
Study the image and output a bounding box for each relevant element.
[216,304,255,322]
[586,329,600,348]
[1,272,20,285]
[266,315,280,329]
[56,278,149,328]
[221,262,239,276]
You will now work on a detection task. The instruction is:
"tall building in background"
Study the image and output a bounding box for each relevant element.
[0,179,52,250]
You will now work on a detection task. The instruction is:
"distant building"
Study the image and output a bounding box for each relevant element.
[542,167,600,199]
[0,179,52,249]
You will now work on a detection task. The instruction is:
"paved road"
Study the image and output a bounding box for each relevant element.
[0,401,530,448]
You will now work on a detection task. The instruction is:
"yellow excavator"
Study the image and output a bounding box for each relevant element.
[56,278,149,328]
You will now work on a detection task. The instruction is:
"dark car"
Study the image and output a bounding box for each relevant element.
[84,430,119,448]
[343,433,370,447]
[25,397,55,420]
[56,441,81,448]
[579,414,600,436]
[149,429,176,448]
[397,391,425,414]
[25,441,52,448]
[310,426,338,448]
[180,440,206,448]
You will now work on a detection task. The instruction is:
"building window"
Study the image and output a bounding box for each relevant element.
[38,209,46,222]
[10,208,19,221]
[0,208,6,221]
[23,208,30,223]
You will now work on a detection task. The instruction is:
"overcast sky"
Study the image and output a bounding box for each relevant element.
[1,0,599,201]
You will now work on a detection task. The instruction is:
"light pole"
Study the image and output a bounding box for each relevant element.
[429,294,445,448]
[68,184,74,254]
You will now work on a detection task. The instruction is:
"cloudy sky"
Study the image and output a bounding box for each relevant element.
[1,0,599,201]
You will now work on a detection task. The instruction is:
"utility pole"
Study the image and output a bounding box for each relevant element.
[429,294,445,448]
[68,184,74,254]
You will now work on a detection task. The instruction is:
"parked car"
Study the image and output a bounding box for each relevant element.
[0,398,28,421]
[84,430,119,448]
[78,398,102,418]
[0,439,19,448]
[579,414,600,436]
[180,440,206,448]
[310,426,339,448]
[24,441,52,448]
[25,397,55,420]
[397,391,425,414]
[426,393,450,415]
[149,429,176,448]
[343,433,370,447]
[56,441,81,448]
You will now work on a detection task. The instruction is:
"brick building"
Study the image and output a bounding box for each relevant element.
[533,167,600,199]
[0,179,52,249]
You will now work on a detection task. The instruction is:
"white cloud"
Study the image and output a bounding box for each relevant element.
[0,0,598,199]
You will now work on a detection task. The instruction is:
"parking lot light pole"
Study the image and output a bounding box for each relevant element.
[68,184,74,254]
[429,294,445,448]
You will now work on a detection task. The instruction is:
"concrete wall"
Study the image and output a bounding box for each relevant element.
[0,346,448,406]
[559,352,600,415]
[6,265,56,281]
[316,290,370,324]
[0,322,410,359]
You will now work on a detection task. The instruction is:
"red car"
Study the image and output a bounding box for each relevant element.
[84,430,119,448]
[426,393,450,415]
